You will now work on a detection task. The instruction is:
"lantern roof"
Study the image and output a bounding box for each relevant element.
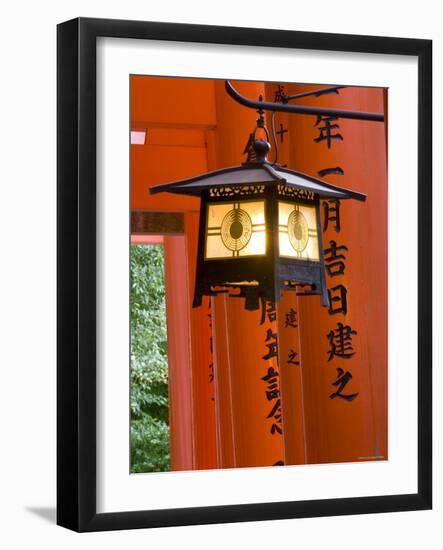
[150,158,366,202]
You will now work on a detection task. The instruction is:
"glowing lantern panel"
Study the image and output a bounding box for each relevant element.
[205,201,266,259]
[278,201,320,261]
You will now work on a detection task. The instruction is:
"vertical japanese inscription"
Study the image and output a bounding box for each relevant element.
[322,201,359,400]
[314,108,359,401]
[261,301,283,436]
[208,301,215,401]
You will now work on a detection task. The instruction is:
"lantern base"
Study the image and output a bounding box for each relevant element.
[192,263,330,310]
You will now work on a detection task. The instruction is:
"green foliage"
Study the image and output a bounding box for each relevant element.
[130,244,170,473]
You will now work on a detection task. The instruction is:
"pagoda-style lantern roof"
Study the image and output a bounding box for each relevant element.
[150,143,366,203]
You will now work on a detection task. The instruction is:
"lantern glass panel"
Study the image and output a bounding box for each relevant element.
[278,201,320,261]
[205,200,266,259]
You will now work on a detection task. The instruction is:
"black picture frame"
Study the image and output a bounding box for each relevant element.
[57,17,432,532]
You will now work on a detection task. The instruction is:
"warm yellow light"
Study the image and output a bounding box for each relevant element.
[205,200,266,259]
[278,201,320,261]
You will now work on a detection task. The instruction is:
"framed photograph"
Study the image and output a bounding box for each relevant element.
[57,17,432,532]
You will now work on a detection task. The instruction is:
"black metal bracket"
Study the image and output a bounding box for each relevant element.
[282,85,347,102]
[225,80,384,122]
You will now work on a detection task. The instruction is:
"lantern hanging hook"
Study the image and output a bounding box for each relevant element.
[243,100,272,165]
[252,96,271,142]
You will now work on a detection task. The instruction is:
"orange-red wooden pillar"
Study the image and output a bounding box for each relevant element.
[278,83,388,464]
[162,192,217,472]
[164,224,217,471]
[185,212,217,470]
[163,236,194,470]
[264,84,308,465]
[210,81,284,468]
[276,292,307,465]
[131,76,218,471]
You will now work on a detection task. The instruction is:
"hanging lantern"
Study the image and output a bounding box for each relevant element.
[150,126,366,311]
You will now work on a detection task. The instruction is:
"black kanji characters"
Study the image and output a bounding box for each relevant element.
[324,240,348,277]
[262,328,278,360]
[329,368,359,401]
[323,199,341,233]
[327,322,357,361]
[261,366,282,435]
[287,349,300,366]
[314,115,344,149]
[328,284,348,316]
[285,307,298,328]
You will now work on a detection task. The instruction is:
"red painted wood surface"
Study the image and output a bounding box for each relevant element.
[276,83,388,464]
[209,81,284,467]
[132,74,219,470]
[185,212,217,470]
[277,292,307,465]
[130,235,164,245]
[210,295,236,468]
[212,297,284,467]
[163,236,194,470]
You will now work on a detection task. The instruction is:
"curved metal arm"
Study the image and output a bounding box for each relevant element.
[225,80,384,122]
[284,85,347,101]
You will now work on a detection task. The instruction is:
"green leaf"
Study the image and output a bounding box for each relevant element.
[130,244,170,473]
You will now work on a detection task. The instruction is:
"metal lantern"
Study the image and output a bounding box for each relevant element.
[150,134,366,311]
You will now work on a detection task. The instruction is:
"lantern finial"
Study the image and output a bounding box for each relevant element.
[251,138,271,163]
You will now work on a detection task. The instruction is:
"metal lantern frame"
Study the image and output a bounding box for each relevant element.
[150,135,366,310]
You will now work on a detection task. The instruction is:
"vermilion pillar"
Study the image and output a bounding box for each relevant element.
[185,212,217,470]
[163,236,194,470]
[210,80,284,468]
[285,84,388,464]
[131,76,219,471]
[163,215,217,472]
[212,297,285,467]
[211,294,236,468]
[276,292,307,465]
[264,84,307,465]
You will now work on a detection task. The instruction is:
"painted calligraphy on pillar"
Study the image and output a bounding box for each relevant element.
[208,303,215,401]
[318,167,345,177]
[284,307,298,328]
[261,367,283,435]
[261,302,283,436]
[315,112,359,400]
[330,368,359,402]
[322,212,359,397]
[324,240,348,277]
[314,115,344,149]
[322,199,342,233]
[328,284,348,315]
[273,84,285,103]
[287,349,300,366]
[321,202,359,399]
[327,323,357,360]
[276,123,288,143]
[263,328,278,361]
[314,89,345,178]
[260,298,277,325]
